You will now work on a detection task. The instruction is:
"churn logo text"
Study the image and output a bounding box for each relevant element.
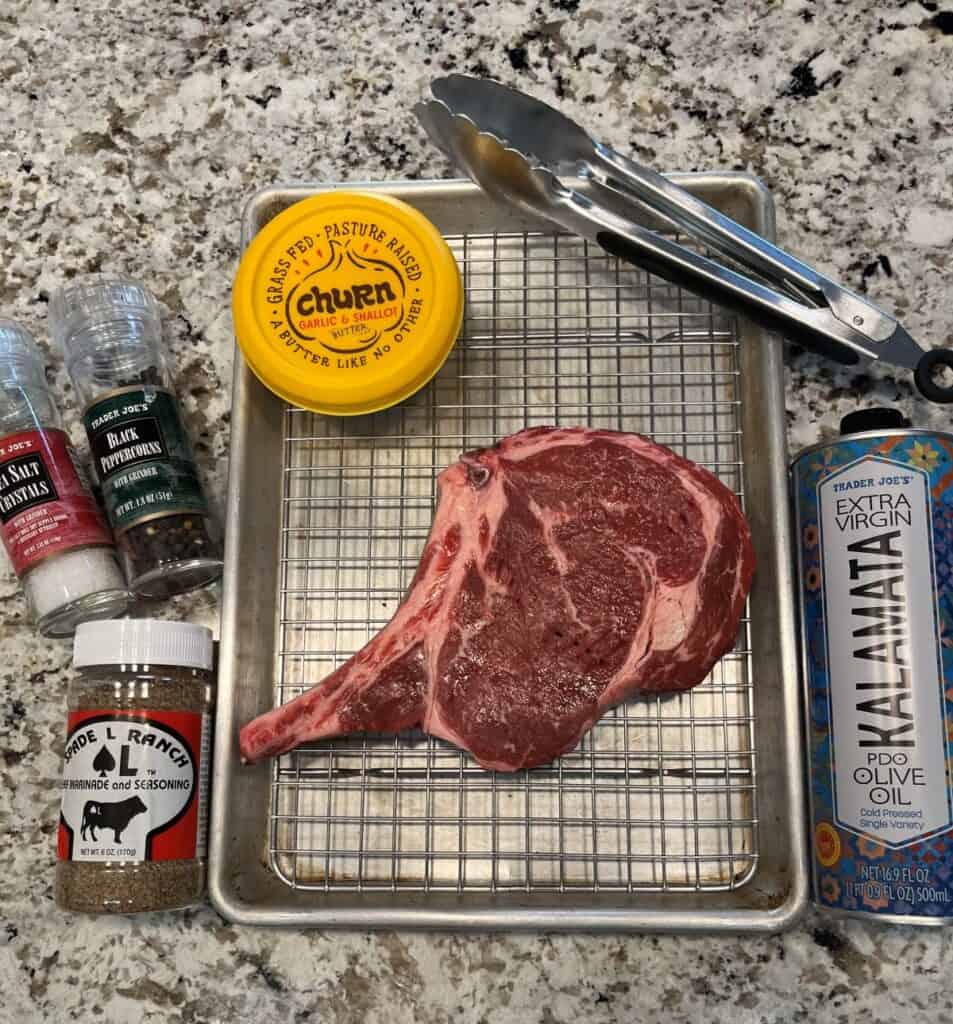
[264,220,426,365]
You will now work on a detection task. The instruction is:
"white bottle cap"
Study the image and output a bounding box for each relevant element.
[73,618,214,671]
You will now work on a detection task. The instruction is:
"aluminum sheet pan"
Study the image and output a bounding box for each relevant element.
[210,175,807,931]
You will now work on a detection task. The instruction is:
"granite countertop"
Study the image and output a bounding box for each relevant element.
[3,1,953,1021]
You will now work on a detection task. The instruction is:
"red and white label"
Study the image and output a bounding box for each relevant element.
[57,709,210,863]
[0,428,113,576]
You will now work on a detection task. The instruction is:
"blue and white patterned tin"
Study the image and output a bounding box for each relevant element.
[793,415,953,924]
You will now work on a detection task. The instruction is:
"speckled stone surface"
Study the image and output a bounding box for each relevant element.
[2,1,953,1021]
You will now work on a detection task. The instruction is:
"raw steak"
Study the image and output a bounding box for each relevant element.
[240,427,755,771]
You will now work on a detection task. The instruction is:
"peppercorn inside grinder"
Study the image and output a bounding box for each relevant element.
[50,279,223,598]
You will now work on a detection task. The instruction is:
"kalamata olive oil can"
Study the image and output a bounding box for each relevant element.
[793,407,953,924]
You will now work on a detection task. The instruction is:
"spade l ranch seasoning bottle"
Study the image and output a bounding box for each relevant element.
[50,278,222,598]
[55,619,214,913]
[0,320,128,636]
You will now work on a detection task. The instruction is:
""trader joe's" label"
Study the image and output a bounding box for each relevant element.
[0,428,114,576]
[820,456,949,844]
[795,432,953,921]
[82,387,208,534]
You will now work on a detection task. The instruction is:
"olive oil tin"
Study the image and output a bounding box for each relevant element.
[793,408,953,924]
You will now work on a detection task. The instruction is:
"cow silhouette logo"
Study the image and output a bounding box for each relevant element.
[80,795,147,843]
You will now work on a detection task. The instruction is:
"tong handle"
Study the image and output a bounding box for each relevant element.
[595,230,859,366]
[595,226,953,402]
[590,145,900,345]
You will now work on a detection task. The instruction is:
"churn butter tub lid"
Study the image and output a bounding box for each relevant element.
[232,191,464,415]
[73,619,214,671]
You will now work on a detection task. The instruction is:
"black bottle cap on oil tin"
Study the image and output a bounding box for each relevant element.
[839,407,910,436]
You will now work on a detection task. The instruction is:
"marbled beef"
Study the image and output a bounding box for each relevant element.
[240,426,755,770]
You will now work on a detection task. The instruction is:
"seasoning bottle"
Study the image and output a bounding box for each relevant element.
[49,278,223,598]
[0,320,128,636]
[55,618,214,913]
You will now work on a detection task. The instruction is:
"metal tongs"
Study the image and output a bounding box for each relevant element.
[415,76,953,403]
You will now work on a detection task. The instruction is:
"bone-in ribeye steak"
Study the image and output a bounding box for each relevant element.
[240,427,755,771]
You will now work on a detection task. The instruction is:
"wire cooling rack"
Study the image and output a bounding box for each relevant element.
[270,230,756,894]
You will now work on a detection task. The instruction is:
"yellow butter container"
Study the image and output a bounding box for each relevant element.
[232,192,464,415]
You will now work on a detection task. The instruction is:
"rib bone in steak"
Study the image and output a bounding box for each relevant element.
[240,426,755,771]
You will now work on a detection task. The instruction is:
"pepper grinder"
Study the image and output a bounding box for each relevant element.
[50,278,223,598]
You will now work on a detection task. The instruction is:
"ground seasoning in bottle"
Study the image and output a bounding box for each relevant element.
[49,278,223,598]
[55,619,214,913]
[0,320,128,636]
